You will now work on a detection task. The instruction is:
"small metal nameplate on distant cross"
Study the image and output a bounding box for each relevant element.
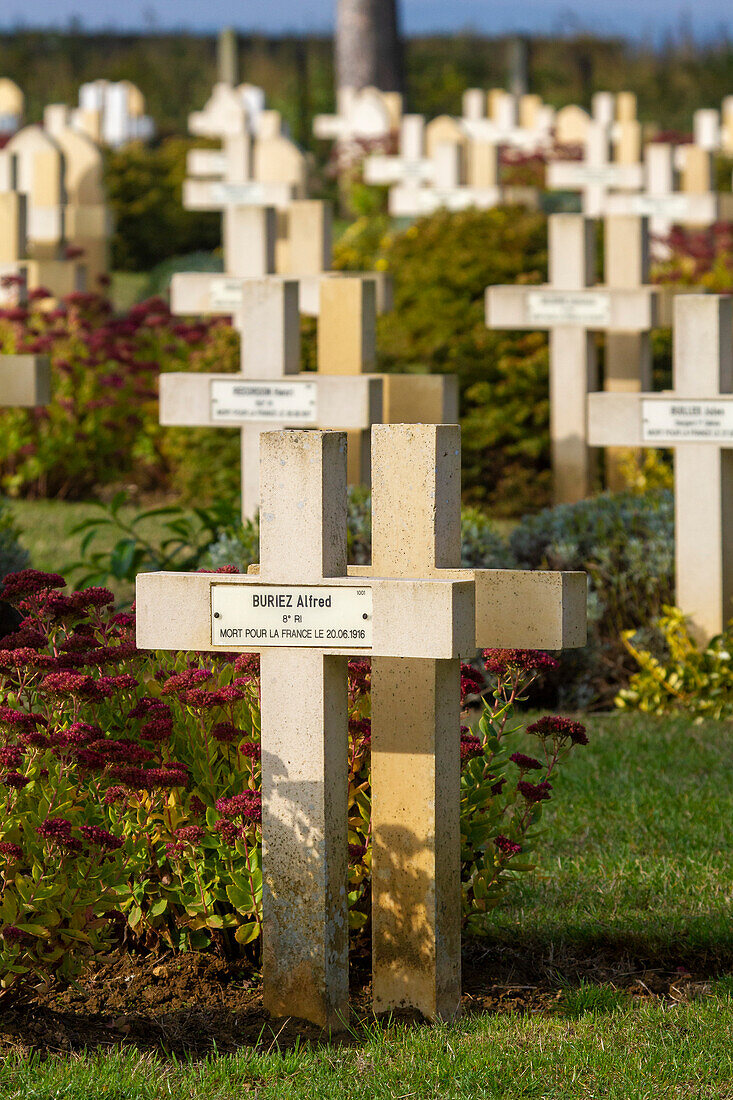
[211,584,373,648]
[631,196,690,220]
[210,379,318,424]
[210,278,244,310]
[642,399,733,443]
[527,291,611,327]
[210,182,266,205]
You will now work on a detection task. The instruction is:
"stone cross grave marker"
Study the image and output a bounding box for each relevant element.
[363,114,434,188]
[603,214,655,490]
[349,423,587,1020]
[316,277,458,483]
[159,278,381,522]
[170,203,392,318]
[486,213,658,503]
[589,294,733,642]
[0,354,51,409]
[547,121,643,217]
[0,79,23,137]
[136,425,587,1026]
[605,143,733,249]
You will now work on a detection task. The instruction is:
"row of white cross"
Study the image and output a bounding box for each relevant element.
[2,216,733,1026]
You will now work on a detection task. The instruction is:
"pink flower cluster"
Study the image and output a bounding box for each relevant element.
[526,715,589,746]
[215,791,262,823]
[482,649,560,676]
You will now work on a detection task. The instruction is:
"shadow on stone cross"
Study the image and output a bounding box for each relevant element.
[135,425,587,1031]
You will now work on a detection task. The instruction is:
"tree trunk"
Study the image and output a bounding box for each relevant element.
[335,0,404,94]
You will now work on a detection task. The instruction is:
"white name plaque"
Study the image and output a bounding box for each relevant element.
[642,399,733,443]
[630,195,691,220]
[210,182,268,205]
[210,379,318,424]
[211,584,373,648]
[527,291,611,326]
[210,278,244,310]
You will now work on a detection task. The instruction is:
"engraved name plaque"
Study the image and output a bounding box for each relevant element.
[527,291,611,326]
[211,584,373,648]
[210,278,244,310]
[210,379,318,425]
[642,399,733,443]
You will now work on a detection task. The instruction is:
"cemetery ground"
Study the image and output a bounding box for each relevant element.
[0,710,731,1095]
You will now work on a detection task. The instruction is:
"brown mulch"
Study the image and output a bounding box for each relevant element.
[0,937,723,1058]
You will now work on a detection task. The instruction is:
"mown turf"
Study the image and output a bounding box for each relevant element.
[486,711,733,975]
[1,713,731,1096]
[1,988,732,1099]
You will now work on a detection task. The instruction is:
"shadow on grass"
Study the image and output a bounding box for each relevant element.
[2,927,732,1061]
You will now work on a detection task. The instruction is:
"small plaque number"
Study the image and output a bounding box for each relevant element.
[211,584,373,649]
[642,398,733,443]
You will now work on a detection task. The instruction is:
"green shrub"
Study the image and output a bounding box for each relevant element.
[0,501,28,580]
[509,490,675,707]
[105,139,221,273]
[617,607,733,720]
[336,207,552,515]
[0,290,239,502]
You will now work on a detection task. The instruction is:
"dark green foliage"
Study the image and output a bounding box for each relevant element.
[66,492,242,591]
[3,30,733,138]
[364,208,551,514]
[0,501,29,581]
[105,140,221,272]
[510,491,675,707]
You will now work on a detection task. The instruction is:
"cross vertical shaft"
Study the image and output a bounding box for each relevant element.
[258,431,349,1027]
[673,297,733,639]
[548,216,598,503]
[369,424,462,1020]
[604,215,652,490]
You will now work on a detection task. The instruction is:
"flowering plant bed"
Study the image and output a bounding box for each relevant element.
[0,569,588,1000]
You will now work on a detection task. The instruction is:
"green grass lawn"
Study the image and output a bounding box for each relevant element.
[1,712,731,1097]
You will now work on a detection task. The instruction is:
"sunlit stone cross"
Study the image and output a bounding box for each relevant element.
[350,423,587,1020]
[159,278,381,521]
[316,277,458,484]
[171,202,392,317]
[589,294,733,642]
[486,213,658,503]
[547,121,643,217]
[0,353,51,409]
[136,427,479,1029]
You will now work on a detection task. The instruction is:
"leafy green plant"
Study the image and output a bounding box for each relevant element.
[66,492,243,589]
[460,650,589,929]
[509,490,675,707]
[0,499,29,580]
[0,567,589,997]
[617,607,733,720]
[335,207,552,516]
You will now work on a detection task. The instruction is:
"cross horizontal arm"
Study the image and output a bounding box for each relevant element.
[587,392,647,446]
[547,162,643,189]
[135,572,475,659]
[486,285,658,331]
[349,566,587,649]
[170,271,394,319]
[183,178,295,211]
[0,355,51,407]
[158,372,383,430]
[363,156,434,185]
[589,392,733,447]
[604,193,733,222]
